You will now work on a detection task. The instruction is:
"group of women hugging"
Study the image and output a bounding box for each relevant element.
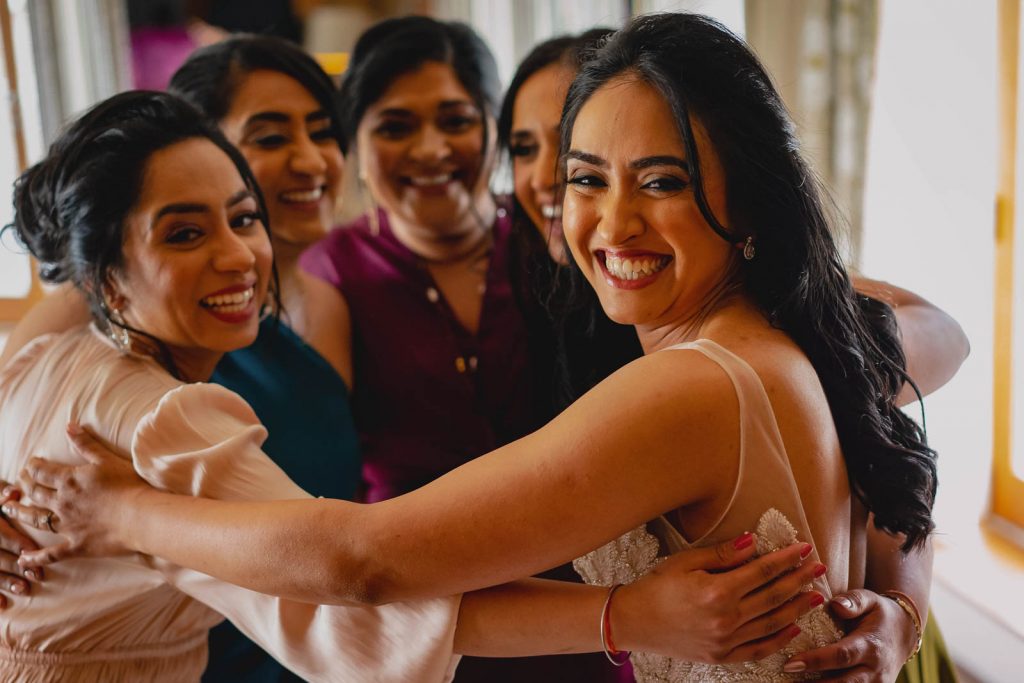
[0,11,968,683]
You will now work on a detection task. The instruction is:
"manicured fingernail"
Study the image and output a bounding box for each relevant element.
[66,422,82,435]
[10,582,24,594]
[786,624,801,637]
[834,596,854,610]
[799,543,813,559]
[734,532,754,550]
[2,505,12,516]
[813,563,827,578]
[783,660,806,673]
[810,593,825,607]
[23,569,37,582]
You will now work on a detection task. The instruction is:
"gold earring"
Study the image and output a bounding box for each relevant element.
[742,236,756,261]
[104,302,132,351]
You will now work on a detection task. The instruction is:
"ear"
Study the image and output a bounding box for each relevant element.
[101,270,129,312]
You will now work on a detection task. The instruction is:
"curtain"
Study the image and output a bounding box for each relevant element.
[27,0,131,145]
[745,0,879,264]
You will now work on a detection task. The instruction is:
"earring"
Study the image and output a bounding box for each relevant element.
[742,236,756,261]
[106,306,132,351]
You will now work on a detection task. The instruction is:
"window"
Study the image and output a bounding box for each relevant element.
[995,0,1024,530]
[0,0,41,321]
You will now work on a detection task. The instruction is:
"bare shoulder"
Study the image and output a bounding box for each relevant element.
[294,272,353,388]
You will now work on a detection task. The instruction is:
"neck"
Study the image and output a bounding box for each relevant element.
[387,194,498,262]
[267,238,313,334]
[635,280,745,354]
[129,335,223,383]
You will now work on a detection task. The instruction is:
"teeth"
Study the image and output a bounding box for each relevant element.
[603,254,670,281]
[281,188,323,202]
[541,204,562,219]
[410,173,453,187]
[202,286,255,310]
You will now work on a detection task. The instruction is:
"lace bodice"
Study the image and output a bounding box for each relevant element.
[572,340,845,681]
[574,508,843,682]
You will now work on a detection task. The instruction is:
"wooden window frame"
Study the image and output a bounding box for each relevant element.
[0,0,42,322]
[994,0,1024,529]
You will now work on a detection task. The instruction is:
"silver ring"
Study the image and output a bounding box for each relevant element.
[41,511,56,534]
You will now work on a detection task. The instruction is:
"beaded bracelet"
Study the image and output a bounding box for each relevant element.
[600,584,631,666]
[881,590,923,662]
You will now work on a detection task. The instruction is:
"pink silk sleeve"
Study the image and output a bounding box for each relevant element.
[131,383,461,683]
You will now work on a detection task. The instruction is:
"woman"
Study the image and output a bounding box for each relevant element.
[169,35,359,682]
[299,18,613,678]
[501,29,961,681]
[0,35,362,682]
[0,90,822,682]
[21,13,941,681]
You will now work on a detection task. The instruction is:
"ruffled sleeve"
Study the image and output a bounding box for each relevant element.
[131,383,461,682]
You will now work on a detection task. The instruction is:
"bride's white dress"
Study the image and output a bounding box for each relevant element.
[574,340,844,682]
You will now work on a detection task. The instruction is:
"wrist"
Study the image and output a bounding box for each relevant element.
[880,590,923,662]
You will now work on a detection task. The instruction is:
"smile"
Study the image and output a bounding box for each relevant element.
[280,187,324,203]
[200,285,256,313]
[541,204,562,219]
[407,172,455,188]
[601,252,672,281]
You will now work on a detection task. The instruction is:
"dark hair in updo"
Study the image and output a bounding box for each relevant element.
[168,33,345,152]
[7,90,273,378]
[560,13,937,550]
[339,15,501,155]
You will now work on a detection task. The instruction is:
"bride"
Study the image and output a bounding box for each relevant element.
[17,13,937,681]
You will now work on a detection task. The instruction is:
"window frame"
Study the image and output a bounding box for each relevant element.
[993,0,1024,529]
[0,0,42,322]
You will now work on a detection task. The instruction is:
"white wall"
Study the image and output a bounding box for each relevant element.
[862,0,996,541]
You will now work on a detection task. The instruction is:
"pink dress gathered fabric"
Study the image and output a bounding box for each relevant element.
[0,325,461,683]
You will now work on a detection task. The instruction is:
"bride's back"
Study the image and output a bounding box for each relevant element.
[667,303,865,596]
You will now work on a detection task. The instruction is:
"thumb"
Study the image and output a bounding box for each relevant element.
[66,423,114,465]
[829,588,877,619]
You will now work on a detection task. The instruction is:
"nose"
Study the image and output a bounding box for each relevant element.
[409,124,451,164]
[289,134,329,177]
[596,187,645,245]
[212,225,258,273]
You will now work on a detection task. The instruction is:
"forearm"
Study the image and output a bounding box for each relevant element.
[851,276,969,405]
[120,488,377,605]
[865,518,933,623]
[454,579,607,656]
[0,285,91,368]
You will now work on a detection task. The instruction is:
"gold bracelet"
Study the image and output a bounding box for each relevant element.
[881,590,923,662]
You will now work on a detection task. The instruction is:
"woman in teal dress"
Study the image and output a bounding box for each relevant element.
[168,35,361,682]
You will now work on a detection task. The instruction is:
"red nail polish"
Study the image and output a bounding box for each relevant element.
[787,624,802,638]
[810,593,825,607]
[799,543,813,559]
[734,532,754,550]
[813,564,827,578]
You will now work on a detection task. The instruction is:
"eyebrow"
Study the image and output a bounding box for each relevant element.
[377,100,479,117]
[151,189,254,227]
[245,110,330,126]
[566,151,690,172]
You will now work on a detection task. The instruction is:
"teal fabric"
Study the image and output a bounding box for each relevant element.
[203,317,361,682]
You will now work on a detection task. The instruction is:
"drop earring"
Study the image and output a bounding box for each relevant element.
[742,236,756,261]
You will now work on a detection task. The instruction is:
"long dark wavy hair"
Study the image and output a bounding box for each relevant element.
[560,13,937,549]
[7,91,275,380]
